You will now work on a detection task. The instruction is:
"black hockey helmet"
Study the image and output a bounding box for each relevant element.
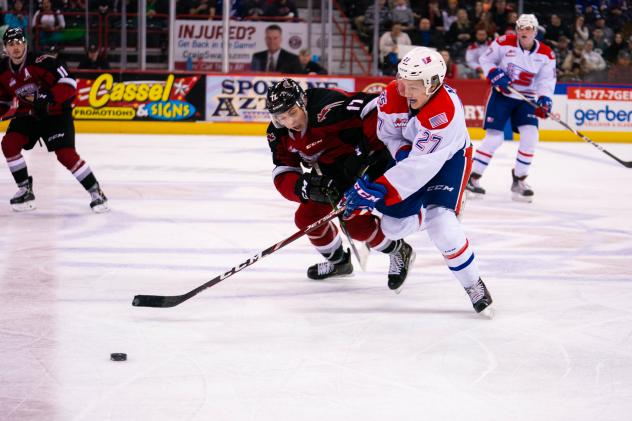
[265,78,306,115]
[3,27,26,44]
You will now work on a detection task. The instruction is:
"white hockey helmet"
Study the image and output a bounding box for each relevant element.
[397,47,446,95]
[516,14,539,30]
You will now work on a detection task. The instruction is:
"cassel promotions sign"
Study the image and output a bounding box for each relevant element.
[73,72,206,121]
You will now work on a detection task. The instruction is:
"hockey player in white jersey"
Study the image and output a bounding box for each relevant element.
[467,14,556,202]
[343,47,493,314]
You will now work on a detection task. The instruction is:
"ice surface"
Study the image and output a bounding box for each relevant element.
[1,134,631,421]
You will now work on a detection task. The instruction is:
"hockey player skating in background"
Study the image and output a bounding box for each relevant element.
[0,27,109,213]
[265,79,414,290]
[466,13,556,202]
[343,47,493,313]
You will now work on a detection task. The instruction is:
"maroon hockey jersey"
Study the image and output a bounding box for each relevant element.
[0,52,76,117]
[266,88,389,202]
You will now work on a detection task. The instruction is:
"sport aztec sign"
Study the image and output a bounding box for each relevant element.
[205,76,355,122]
[73,73,206,121]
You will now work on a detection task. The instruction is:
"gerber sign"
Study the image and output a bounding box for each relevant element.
[73,72,206,121]
[567,87,632,131]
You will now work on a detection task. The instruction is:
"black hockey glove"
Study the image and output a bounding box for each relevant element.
[31,90,54,113]
[294,173,340,204]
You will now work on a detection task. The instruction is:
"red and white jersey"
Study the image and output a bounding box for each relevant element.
[376,80,470,203]
[479,34,556,100]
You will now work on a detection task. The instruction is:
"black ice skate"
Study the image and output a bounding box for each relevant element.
[89,184,110,213]
[466,173,486,196]
[10,176,36,212]
[511,169,534,203]
[388,240,416,294]
[465,278,493,314]
[307,248,353,280]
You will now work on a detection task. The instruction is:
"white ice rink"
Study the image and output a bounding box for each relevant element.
[1,134,631,421]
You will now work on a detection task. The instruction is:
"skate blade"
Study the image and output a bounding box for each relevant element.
[466,190,485,200]
[91,203,111,213]
[511,193,533,203]
[11,201,36,212]
[391,251,416,295]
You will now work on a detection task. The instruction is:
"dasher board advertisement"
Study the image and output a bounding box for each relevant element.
[174,20,307,71]
[73,72,206,122]
[205,75,356,122]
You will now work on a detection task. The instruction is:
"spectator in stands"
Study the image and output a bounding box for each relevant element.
[478,10,497,39]
[408,17,444,49]
[544,14,572,48]
[503,10,518,35]
[390,0,414,31]
[561,39,585,81]
[605,6,625,34]
[440,49,458,78]
[581,39,607,81]
[78,43,110,69]
[607,50,631,83]
[553,35,572,77]
[4,1,29,36]
[63,0,87,29]
[33,0,65,51]
[573,15,589,44]
[379,22,411,75]
[591,28,610,55]
[469,1,484,22]
[210,0,243,18]
[491,0,509,30]
[240,0,266,18]
[446,8,472,61]
[251,24,302,73]
[354,0,390,39]
[593,16,613,43]
[604,32,625,64]
[264,0,299,22]
[188,0,212,18]
[91,0,112,16]
[441,0,459,33]
[465,27,490,79]
[582,4,599,29]
[420,0,445,35]
[298,49,327,75]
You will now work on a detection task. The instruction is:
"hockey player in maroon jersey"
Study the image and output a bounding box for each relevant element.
[265,78,414,290]
[0,27,109,213]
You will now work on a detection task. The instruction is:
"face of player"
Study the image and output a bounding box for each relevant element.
[397,78,431,110]
[517,26,536,50]
[5,39,27,64]
[273,105,307,131]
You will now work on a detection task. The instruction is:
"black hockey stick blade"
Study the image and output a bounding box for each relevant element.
[132,207,345,308]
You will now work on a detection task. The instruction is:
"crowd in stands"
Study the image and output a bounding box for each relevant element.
[0,0,630,82]
[345,0,632,83]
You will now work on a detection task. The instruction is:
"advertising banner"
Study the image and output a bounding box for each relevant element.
[205,75,355,122]
[73,72,206,122]
[174,20,308,71]
[564,86,632,131]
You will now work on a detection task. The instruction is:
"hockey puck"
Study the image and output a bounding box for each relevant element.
[110,353,127,361]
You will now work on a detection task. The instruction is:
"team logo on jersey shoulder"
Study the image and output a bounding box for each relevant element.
[35,54,56,63]
[267,132,276,143]
[378,91,388,106]
[317,100,344,123]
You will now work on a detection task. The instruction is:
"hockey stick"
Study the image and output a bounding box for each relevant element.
[508,86,632,168]
[132,206,346,308]
[313,163,369,271]
[0,99,32,121]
